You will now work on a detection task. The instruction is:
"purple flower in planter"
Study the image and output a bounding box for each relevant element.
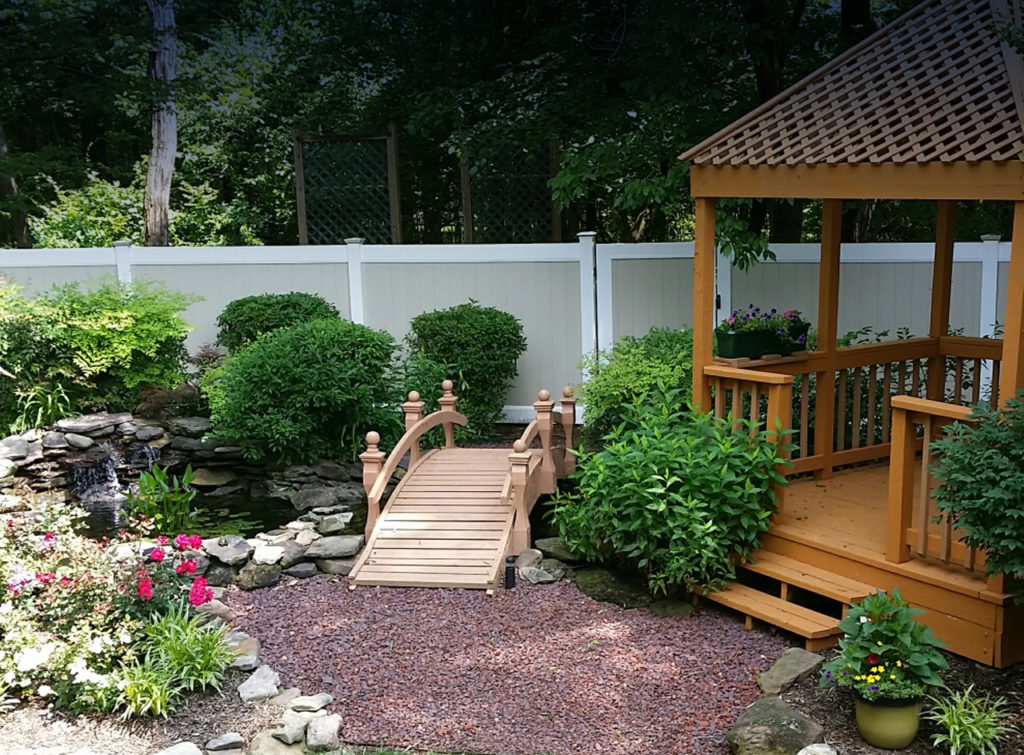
[797,334,807,345]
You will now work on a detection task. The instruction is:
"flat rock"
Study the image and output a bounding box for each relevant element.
[726,697,824,755]
[574,567,653,608]
[515,548,543,569]
[229,635,260,670]
[316,512,353,535]
[152,744,202,755]
[797,746,838,755]
[294,529,321,546]
[289,692,333,712]
[314,460,350,481]
[196,599,236,624]
[204,562,238,586]
[237,562,281,591]
[252,544,285,565]
[191,468,237,487]
[305,713,342,751]
[534,536,582,564]
[170,436,217,452]
[246,731,304,755]
[64,433,94,449]
[759,648,823,696]
[283,562,318,579]
[41,432,68,450]
[117,421,137,434]
[315,558,356,575]
[135,425,165,442]
[520,566,557,584]
[167,416,212,437]
[256,530,295,545]
[304,535,363,559]
[204,535,254,566]
[291,487,345,511]
[86,424,115,438]
[269,688,301,708]
[238,665,280,702]
[204,733,244,752]
[278,541,307,569]
[0,494,26,513]
[0,437,29,459]
[284,520,316,531]
[0,458,16,479]
[56,412,132,434]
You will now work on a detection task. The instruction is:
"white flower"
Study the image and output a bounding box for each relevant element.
[87,635,112,654]
[14,643,55,672]
[37,685,53,698]
[859,616,870,623]
[0,601,12,614]
[118,629,132,645]
[68,659,107,687]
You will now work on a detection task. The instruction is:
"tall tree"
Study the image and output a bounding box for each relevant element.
[144,0,178,246]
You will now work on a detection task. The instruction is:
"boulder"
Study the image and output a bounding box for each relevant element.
[170,436,218,452]
[152,744,202,755]
[272,709,309,745]
[726,697,825,755]
[191,467,237,487]
[315,558,356,576]
[0,458,16,479]
[520,566,557,584]
[283,562,318,579]
[204,562,238,586]
[534,536,582,564]
[246,731,304,755]
[538,558,568,580]
[134,425,165,442]
[289,692,333,712]
[278,541,307,569]
[237,562,281,591]
[574,567,653,608]
[229,637,260,671]
[314,460,350,481]
[316,512,354,535]
[294,529,321,546]
[204,535,254,566]
[515,548,543,569]
[252,544,285,565]
[117,421,137,435]
[56,412,132,434]
[0,494,26,513]
[237,665,280,702]
[196,599,236,624]
[64,433,94,450]
[305,713,342,751]
[758,648,823,696]
[269,688,302,708]
[290,487,344,511]
[204,733,244,752]
[0,437,29,459]
[86,424,115,438]
[41,432,68,450]
[167,416,212,437]
[15,441,42,466]
[304,535,363,559]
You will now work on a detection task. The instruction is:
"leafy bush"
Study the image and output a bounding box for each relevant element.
[125,466,197,534]
[406,300,527,435]
[926,685,1017,755]
[215,291,340,353]
[579,327,692,446]
[930,392,1024,580]
[114,655,180,719]
[553,392,790,593]
[144,604,235,693]
[0,280,196,430]
[205,318,399,463]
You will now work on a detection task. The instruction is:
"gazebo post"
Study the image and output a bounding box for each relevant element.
[927,200,956,400]
[998,201,1024,407]
[813,198,842,479]
[691,197,717,412]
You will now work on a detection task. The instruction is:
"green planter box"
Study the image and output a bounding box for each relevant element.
[717,329,807,359]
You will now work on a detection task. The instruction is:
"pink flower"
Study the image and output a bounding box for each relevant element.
[188,535,203,550]
[43,532,55,542]
[34,572,54,585]
[154,535,170,546]
[148,548,165,563]
[138,577,153,601]
[173,534,190,551]
[175,559,198,576]
[188,576,213,606]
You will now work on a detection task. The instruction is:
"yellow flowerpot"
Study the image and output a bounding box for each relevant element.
[854,695,922,749]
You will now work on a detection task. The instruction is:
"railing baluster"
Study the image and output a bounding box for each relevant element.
[990,361,1001,407]
[852,367,863,449]
[882,363,892,441]
[836,369,848,452]
[749,383,760,432]
[800,376,810,457]
[867,365,877,447]
[971,359,981,405]
[916,415,932,557]
[911,359,921,396]
[953,357,964,405]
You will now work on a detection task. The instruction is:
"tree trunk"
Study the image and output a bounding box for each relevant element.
[0,116,31,248]
[144,0,177,247]
[840,0,875,51]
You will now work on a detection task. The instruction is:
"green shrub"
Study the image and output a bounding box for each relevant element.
[580,327,692,446]
[930,392,1024,580]
[205,318,398,463]
[926,684,1017,755]
[0,280,196,430]
[144,604,235,693]
[125,465,197,534]
[114,655,181,719]
[406,300,526,435]
[215,291,340,353]
[553,391,790,594]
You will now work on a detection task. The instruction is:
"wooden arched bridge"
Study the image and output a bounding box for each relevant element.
[348,381,576,591]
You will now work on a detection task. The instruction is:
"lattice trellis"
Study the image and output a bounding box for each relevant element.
[464,147,557,243]
[296,136,395,244]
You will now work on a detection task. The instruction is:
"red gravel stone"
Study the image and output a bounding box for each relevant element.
[227,576,789,755]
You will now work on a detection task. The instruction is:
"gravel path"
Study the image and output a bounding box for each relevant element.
[228,576,789,755]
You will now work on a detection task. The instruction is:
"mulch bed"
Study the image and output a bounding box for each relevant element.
[228,575,789,755]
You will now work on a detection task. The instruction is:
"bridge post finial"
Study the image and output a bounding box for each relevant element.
[508,440,532,553]
[402,391,426,465]
[359,431,387,538]
[438,379,459,447]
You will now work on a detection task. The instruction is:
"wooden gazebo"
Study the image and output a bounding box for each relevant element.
[681,0,1024,666]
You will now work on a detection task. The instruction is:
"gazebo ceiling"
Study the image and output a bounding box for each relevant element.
[681,0,1024,200]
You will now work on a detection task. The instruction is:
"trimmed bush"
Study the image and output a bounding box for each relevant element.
[205,318,398,464]
[580,327,692,447]
[0,280,195,431]
[553,391,790,594]
[215,292,340,353]
[406,300,527,435]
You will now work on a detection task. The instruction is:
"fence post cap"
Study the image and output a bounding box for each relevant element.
[576,231,597,239]
[979,234,1001,242]
[344,237,365,245]
[112,239,132,247]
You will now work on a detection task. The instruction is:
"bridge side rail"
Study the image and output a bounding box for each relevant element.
[358,379,467,538]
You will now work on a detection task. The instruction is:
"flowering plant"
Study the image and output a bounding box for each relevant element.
[820,588,948,702]
[717,304,810,346]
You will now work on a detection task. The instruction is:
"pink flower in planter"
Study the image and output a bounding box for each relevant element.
[188,576,212,606]
[175,559,198,576]
[149,548,165,563]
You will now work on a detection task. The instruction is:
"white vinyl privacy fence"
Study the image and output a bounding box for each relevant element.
[1,234,1010,420]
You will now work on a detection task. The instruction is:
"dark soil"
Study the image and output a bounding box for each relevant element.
[228,576,789,755]
[781,650,1024,754]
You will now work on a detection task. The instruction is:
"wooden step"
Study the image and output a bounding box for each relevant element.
[741,551,875,605]
[703,583,842,651]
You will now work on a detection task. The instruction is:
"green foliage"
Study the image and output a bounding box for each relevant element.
[10,382,72,434]
[579,327,693,447]
[114,655,181,719]
[406,301,527,435]
[0,280,196,429]
[125,466,197,534]
[930,393,1024,580]
[926,684,1017,755]
[553,394,789,594]
[820,589,948,702]
[143,604,235,694]
[215,291,340,353]
[205,317,398,463]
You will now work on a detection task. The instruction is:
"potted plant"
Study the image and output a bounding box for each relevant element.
[716,305,810,359]
[820,589,948,749]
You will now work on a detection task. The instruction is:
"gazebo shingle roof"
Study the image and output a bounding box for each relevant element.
[681,0,1024,166]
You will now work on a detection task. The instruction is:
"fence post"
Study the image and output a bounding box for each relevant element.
[578,231,597,371]
[979,234,1000,338]
[345,237,365,325]
[113,240,133,284]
